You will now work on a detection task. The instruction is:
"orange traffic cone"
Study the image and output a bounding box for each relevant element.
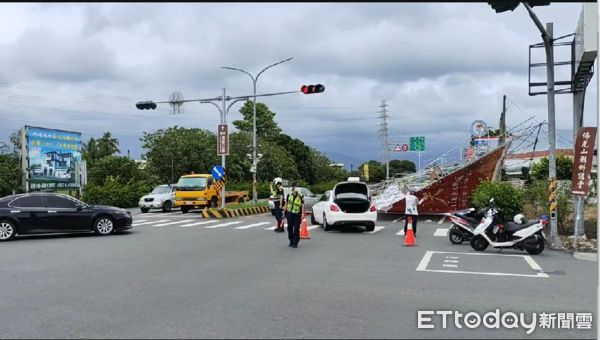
[300,215,311,239]
[403,216,417,247]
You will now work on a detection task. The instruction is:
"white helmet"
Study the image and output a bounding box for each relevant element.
[513,214,527,224]
[273,177,283,185]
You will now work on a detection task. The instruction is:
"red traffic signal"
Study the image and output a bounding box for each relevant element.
[301,84,325,94]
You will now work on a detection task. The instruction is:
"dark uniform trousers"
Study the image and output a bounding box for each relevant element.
[286,211,301,246]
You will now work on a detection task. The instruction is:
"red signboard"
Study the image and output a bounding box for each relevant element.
[386,145,508,214]
[571,127,597,196]
[217,124,229,156]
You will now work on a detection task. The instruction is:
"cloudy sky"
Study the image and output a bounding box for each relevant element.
[0,3,596,169]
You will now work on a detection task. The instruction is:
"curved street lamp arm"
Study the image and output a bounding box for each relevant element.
[256,57,294,82]
[201,101,223,115]
[220,66,255,83]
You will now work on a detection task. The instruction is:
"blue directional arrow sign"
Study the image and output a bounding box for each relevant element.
[211,165,225,181]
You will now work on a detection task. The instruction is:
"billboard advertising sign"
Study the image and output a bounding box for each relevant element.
[24,126,82,191]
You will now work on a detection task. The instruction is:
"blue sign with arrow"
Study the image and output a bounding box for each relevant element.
[211,165,225,181]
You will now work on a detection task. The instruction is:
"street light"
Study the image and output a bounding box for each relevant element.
[221,57,294,204]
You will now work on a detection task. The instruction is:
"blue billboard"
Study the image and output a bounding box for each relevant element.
[25,126,82,191]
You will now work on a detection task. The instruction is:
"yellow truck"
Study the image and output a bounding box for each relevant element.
[174,173,250,213]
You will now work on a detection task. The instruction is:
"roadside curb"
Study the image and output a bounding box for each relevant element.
[201,206,270,218]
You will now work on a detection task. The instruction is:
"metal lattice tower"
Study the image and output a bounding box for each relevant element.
[378,100,390,181]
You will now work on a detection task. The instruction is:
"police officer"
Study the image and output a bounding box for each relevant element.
[270,177,285,233]
[283,182,304,248]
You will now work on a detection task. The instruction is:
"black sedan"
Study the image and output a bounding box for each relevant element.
[0,193,133,241]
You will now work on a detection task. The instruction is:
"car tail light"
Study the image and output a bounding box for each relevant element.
[330,204,340,212]
[370,205,377,212]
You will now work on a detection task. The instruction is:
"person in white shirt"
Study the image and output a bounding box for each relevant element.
[404,190,425,235]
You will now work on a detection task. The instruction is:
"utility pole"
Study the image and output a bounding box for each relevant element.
[220,88,227,208]
[499,95,507,145]
[378,100,390,181]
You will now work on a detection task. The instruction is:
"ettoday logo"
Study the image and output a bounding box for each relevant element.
[418,309,593,334]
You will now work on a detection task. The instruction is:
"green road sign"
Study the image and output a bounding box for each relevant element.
[410,136,425,152]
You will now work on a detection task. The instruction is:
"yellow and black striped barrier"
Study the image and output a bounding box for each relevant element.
[201,206,270,219]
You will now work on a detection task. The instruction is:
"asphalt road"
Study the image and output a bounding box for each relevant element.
[0,210,596,339]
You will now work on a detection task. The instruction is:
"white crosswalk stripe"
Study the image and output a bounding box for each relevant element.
[133,220,147,223]
[234,222,271,230]
[153,220,194,227]
[205,221,242,229]
[264,224,285,230]
[396,229,405,236]
[308,225,320,230]
[364,226,385,234]
[178,221,219,228]
[133,220,169,226]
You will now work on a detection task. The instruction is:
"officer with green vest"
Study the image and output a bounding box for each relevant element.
[270,177,285,233]
[283,181,304,248]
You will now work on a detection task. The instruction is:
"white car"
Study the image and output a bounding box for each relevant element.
[311,178,377,232]
[138,184,177,213]
[268,187,320,214]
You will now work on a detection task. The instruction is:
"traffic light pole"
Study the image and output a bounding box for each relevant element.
[136,89,301,209]
[523,3,560,248]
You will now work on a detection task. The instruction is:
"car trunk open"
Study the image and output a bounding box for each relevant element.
[333,183,371,213]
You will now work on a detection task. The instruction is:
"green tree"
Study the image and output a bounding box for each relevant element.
[0,153,21,196]
[530,155,573,180]
[97,132,120,158]
[233,100,282,139]
[358,161,385,183]
[471,181,523,223]
[141,126,218,183]
[256,140,299,183]
[388,159,416,177]
[88,156,151,186]
[272,134,316,184]
[82,137,100,163]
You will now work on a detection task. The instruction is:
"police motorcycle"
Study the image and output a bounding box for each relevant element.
[446,207,487,244]
[470,198,548,255]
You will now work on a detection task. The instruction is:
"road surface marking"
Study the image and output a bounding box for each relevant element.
[443,264,458,268]
[365,226,385,234]
[444,260,459,264]
[133,220,147,223]
[133,220,169,226]
[153,219,194,227]
[434,228,449,236]
[416,251,434,271]
[178,221,219,227]
[396,229,405,236]
[141,212,181,217]
[416,251,549,278]
[393,217,403,223]
[205,221,242,229]
[308,225,320,230]
[235,222,271,230]
[265,224,288,230]
[524,256,543,271]
[438,216,447,224]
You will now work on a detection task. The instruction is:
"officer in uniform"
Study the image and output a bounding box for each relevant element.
[270,177,285,233]
[283,182,304,248]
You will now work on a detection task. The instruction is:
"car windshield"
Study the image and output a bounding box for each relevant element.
[151,186,171,194]
[176,177,207,190]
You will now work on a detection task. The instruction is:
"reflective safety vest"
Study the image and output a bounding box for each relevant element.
[286,193,303,214]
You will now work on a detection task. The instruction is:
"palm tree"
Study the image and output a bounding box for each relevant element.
[82,137,99,163]
[97,132,120,157]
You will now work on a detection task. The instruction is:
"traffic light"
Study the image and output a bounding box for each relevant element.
[487,1,519,13]
[301,84,325,94]
[487,1,550,13]
[136,101,157,110]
